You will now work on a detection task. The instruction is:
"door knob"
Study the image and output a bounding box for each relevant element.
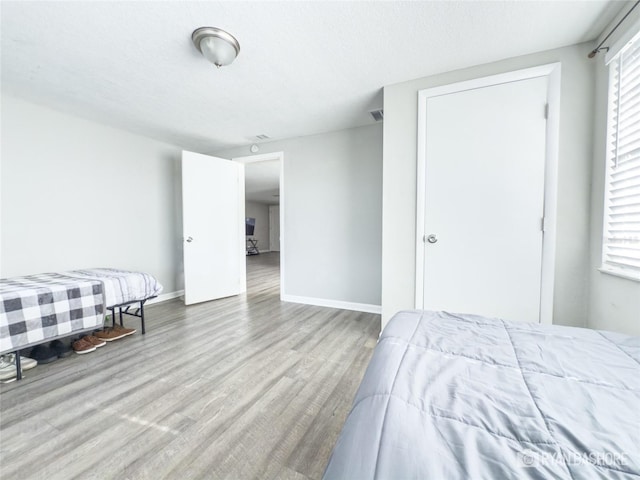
[186,236,193,243]
[426,234,438,244]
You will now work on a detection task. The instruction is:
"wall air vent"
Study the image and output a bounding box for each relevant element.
[369,109,384,122]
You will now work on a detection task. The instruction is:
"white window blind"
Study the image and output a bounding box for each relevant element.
[603,32,640,279]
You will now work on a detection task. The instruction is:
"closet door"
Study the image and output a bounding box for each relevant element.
[418,71,555,324]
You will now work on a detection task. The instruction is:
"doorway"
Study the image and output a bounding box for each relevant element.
[233,152,284,299]
[415,64,560,324]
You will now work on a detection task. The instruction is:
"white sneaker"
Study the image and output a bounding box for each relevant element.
[0,355,19,382]
[4,353,37,371]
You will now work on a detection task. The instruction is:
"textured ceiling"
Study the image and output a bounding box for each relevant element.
[0,1,624,153]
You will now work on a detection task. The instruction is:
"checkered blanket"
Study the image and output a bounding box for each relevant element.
[0,273,105,354]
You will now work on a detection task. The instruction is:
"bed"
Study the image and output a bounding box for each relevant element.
[0,272,105,355]
[0,268,163,380]
[64,268,163,334]
[323,310,640,479]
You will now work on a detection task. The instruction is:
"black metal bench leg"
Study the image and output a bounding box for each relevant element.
[15,350,22,381]
[108,307,115,328]
[140,301,146,335]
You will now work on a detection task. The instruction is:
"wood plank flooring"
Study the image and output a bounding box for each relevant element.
[0,253,380,479]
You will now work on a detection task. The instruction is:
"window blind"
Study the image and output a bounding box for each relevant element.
[603,32,640,278]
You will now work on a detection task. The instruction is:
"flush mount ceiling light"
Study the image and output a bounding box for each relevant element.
[192,27,240,67]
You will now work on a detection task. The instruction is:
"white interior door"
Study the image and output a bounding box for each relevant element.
[269,205,280,251]
[182,150,246,305]
[420,76,549,323]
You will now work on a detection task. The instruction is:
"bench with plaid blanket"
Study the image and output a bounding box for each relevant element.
[0,272,105,355]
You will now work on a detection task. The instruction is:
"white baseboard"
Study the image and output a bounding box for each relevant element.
[246,249,271,255]
[147,290,184,305]
[282,294,381,314]
[146,290,380,315]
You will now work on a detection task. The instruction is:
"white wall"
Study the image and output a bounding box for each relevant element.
[1,95,183,294]
[269,205,280,251]
[382,43,596,331]
[245,201,270,252]
[588,37,640,336]
[216,124,383,309]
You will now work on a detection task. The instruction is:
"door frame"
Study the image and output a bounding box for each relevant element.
[232,151,285,300]
[414,63,561,324]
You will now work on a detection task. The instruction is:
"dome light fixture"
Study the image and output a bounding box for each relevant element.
[192,27,240,68]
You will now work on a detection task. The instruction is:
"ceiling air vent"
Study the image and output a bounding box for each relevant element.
[369,109,384,122]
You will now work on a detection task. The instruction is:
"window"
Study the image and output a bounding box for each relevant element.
[602,31,640,280]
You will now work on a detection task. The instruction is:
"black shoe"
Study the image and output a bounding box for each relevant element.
[50,340,73,358]
[27,344,58,364]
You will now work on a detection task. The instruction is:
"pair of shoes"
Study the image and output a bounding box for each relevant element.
[0,354,37,383]
[50,340,73,358]
[72,335,106,355]
[94,324,136,342]
[27,340,74,363]
[28,344,59,364]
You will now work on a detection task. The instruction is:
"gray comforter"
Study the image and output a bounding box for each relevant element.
[323,310,640,479]
[65,268,163,307]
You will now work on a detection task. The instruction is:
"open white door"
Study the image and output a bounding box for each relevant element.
[182,150,246,305]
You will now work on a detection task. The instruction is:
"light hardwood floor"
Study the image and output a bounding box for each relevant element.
[0,253,380,479]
